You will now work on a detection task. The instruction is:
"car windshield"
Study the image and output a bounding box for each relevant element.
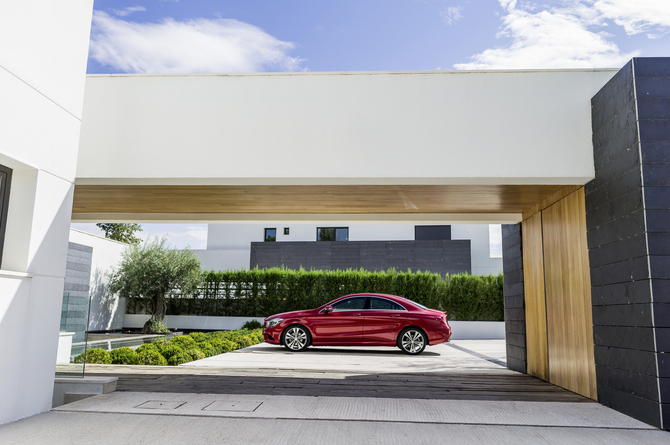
[404,298,428,310]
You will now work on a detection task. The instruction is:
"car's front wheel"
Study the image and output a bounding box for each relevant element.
[398,327,427,355]
[282,325,311,352]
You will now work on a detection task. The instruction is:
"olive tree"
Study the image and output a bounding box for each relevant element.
[109,237,202,333]
[96,223,143,245]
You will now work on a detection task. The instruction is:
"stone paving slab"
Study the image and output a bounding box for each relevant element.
[52,392,650,429]
[2,412,668,445]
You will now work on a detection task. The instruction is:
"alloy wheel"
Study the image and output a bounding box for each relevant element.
[400,329,426,354]
[284,326,308,351]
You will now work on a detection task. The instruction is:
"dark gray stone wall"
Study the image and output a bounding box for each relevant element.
[250,240,471,276]
[587,57,670,429]
[502,223,526,373]
[62,242,92,343]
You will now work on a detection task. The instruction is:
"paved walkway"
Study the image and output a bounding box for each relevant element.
[1,340,668,444]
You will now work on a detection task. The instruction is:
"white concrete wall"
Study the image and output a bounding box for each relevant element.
[197,222,502,276]
[452,225,503,276]
[0,1,94,425]
[122,315,504,340]
[77,70,616,187]
[68,229,128,332]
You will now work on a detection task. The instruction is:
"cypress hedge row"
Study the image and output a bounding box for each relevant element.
[126,268,504,321]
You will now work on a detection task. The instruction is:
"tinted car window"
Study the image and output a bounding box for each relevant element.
[370,298,405,311]
[332,297,367,310]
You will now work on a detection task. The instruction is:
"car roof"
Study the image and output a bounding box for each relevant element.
[338,293,418,306]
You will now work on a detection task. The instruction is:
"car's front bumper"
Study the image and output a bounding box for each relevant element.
[263,325,282,344]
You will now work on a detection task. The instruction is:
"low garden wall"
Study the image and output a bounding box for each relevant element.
[124,315,265,331]
[123,315,505,340]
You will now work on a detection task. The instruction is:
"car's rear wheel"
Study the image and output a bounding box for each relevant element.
[282,325,311,352]
[398,327,427,355]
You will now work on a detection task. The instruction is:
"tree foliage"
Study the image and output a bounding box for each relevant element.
[108,237,202,333]
[96,223,143,245]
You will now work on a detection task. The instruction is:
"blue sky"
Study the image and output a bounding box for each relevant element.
[74,0,670,249]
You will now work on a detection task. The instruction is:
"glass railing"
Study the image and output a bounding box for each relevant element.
[55,293,91,378]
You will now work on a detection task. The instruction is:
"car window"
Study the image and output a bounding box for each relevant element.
[370,297,405,311]
[404,298,428,310]
[332,297,367,311]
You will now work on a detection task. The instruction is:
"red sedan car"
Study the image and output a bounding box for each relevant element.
[262,293,451,355]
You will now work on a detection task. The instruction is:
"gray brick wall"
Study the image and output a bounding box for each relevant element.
[587,57,670,429]
[251,240,471,276]
[502,223,526,373]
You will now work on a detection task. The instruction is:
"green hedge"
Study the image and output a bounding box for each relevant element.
[126,268,504,321]
[74,329,264,365]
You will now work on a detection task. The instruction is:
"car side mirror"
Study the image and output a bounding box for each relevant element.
[323,306,334,314]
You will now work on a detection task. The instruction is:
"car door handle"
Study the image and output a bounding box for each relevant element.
[391,314,401,318]
[353,313,363,316]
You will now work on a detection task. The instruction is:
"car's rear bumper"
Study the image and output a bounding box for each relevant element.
[428,326,452,345]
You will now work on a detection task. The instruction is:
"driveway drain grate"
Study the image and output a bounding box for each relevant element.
[202,401,263,412]
[136,401,187,410]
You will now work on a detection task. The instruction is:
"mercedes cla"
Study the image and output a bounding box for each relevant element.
[262,293,451,355]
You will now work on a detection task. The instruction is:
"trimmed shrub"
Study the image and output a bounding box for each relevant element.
[151,338,169,348]
[110,347,137,365]
[168,352,192,366]
[158,344,184,360]
[171,335,197,350]
[135,343,159,354]
[185,348,205,361]
[73,348,112,364]
[188,332,208,343]
[196,341,218,357]
[209,339,237,353]
[242,319,262,330]
[444,273,504,321]
[135,349,168,366]
[128,268,504,321]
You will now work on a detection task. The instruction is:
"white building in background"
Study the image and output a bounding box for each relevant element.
[195,223,502,276]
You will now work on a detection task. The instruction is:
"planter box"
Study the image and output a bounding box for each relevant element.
[124,315,504,339]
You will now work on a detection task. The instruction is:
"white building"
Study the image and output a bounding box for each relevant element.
[196,223,502,276]
[0,0,94,425]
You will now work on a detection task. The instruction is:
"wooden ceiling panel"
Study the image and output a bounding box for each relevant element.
[72,184,570,215]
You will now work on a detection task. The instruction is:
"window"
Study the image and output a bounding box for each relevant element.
[283,227,290,235]
[0,164,12,268]
[317,227,348,241]
[331,297,367,311]
[415,225,451,240]
[370,297,406,311]
[264,228,276,242]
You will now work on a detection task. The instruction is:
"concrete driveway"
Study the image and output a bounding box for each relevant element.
[179,340,508,374]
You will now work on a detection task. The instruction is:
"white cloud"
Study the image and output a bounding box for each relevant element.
[441,6,464,25]
[89,11,305,73]
[138,224,208,250]
[112,6,146,17]
[70,223,207,250]
[594,0,670,35]
[453,0,670,70]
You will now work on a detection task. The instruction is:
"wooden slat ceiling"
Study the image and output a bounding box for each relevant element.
[72,184,571,215]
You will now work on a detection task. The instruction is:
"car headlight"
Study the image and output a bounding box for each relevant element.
[266,318,283,328]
